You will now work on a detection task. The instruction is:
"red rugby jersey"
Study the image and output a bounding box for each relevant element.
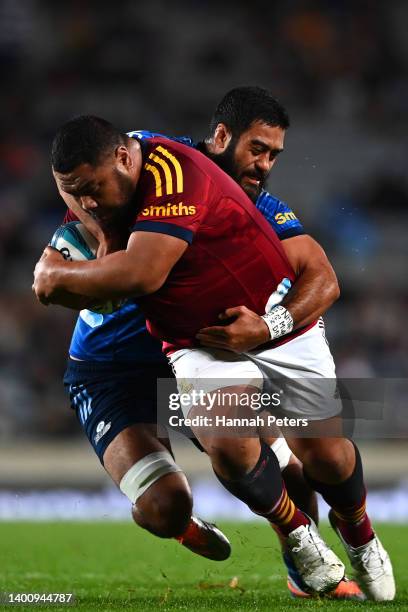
[131,137,313,353]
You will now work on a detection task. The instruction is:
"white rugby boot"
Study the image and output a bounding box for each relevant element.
[329,510,395,601]
[286,519,345,594]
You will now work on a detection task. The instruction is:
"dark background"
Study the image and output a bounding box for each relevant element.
[1,0,407,442]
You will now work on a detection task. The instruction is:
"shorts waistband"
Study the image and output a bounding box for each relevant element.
[65,357,166,374]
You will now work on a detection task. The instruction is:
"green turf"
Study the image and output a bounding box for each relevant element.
[0,522,406,611]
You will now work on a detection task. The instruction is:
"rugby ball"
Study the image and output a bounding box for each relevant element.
[49,221,121,314]
[50,221,98,261]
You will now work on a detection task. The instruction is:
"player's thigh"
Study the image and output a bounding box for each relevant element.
[281,414,344,455]
[64,360,191,526]
[169,348,264,473]
[188,384,263,476]
[63,358,174,467]
[169,347,263,423]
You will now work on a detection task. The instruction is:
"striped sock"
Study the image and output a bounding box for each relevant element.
[304,443,374,548]
[262,485,310,536]
[332,493,374,548]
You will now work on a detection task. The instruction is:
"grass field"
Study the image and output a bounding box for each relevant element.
[0,522,406,611]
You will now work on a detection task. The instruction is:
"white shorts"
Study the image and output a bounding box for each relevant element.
[169,321,341,421]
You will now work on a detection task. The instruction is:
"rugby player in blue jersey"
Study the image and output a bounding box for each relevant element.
[34,88,387,599]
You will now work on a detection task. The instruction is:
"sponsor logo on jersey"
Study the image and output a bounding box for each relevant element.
[140,203,196,217]
[94,420,111,445]
[144,145,184,197]
[275,211,298,224]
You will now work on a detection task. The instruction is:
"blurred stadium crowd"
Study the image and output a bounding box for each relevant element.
[1,0,407,440]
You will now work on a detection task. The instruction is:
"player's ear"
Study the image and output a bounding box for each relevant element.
[115,145,131,169]
[213,123,232,153]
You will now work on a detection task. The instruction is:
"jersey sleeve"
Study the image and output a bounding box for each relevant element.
[131,144,212,244]
[256,191,305,240]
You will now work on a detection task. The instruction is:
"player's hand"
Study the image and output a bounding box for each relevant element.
[32,246,65,305]
[196,305,270,353]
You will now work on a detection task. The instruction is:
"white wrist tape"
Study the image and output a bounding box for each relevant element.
[120,451,183,504]
[261,305,294,340]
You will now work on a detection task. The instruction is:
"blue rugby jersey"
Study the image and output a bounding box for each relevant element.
[68,130,305,362]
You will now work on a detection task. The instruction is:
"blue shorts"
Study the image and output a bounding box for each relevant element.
[63,358,176,464]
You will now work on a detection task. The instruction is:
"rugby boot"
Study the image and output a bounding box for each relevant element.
[176,516,231,561]
[286,518,345,594]
[329,510,395,601]
[283,550,364,599]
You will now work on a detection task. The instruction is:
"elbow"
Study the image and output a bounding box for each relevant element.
[327,275,340,305]
[333,279,341,302]
[127,272,166,297]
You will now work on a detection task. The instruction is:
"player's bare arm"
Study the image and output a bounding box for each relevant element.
[280,234,340,326]
[33,231,188,305]
[196,234,339,352]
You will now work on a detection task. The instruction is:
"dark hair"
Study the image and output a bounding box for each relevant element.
[209,86,290,138]
[51,115,125,173]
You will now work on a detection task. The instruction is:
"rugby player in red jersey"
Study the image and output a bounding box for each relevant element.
[33,106,394,600]
[53,114,333,597]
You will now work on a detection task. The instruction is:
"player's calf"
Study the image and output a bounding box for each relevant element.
[303,441,375,548]
[208,439,311,537]
[132,471,192,538]
[210,441,344,593]
[264,440,360,599]
[119,451,192,538]
[119,449,231,559]
[281,454,319,525]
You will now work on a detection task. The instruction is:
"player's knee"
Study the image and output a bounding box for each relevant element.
[302,442,351,482]
[133,472,192,538]
[205,437,260,480]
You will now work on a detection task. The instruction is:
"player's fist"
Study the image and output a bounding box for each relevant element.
[32,246,65,304]
[196,305,271,353]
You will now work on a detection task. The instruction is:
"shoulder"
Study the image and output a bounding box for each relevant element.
[146,137,204,168]
[256,190,299,221]
[127,130,195,148]
[255,189,305,239]
[256,190,288,214]
[142,137,219,195]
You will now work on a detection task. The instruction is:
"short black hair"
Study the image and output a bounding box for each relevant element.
[209,86,290,138]
[51,115,125,173]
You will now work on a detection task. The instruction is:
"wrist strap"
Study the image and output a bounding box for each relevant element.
[261,305,294,340]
